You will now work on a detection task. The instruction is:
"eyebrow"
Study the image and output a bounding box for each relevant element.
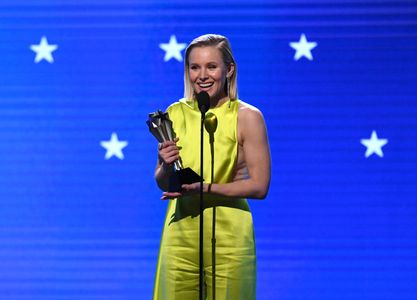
[189,61,218,65]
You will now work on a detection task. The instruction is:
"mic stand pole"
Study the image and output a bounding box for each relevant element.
[199,111,205,300]
[209,136,216,300]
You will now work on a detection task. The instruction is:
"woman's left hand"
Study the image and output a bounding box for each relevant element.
[160,182,201,200]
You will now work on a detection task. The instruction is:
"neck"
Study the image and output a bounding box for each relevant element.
[210,95,229,108]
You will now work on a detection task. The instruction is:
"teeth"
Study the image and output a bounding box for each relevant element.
[199,83,213,88]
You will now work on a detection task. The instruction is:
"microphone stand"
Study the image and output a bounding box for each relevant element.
[199,110,205,300]
[209,133,216,300]
[197,91,209,300]
[204,112,218,300]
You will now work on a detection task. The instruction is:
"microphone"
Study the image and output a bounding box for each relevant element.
[204,112,218,144]
[196,91,210,114]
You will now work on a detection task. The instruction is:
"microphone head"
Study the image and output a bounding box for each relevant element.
[204,112,218,134]
[196,91,210,114]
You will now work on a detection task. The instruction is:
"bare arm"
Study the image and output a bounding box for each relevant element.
[208,104,271,199]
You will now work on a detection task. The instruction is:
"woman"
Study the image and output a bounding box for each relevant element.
[153,34,271,300]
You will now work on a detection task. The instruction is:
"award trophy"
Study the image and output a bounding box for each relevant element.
[147,110,201,192]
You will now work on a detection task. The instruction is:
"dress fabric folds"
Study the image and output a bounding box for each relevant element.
[153,99,256,300]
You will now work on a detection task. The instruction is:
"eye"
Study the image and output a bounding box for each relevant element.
[190,65,199,70]
[208,64,217,70]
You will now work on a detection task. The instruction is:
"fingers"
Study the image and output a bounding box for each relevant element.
[179,183,200,194]
[160,149,179,164]
[181,184,193,192]
[158,138,179,149]
[160,183,199,200]
[161,191,182,200]
[158,139,180,165]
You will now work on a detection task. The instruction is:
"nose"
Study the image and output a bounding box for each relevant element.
[199,68,208,81]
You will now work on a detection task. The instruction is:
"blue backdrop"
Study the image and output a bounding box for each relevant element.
[1,0,417,299]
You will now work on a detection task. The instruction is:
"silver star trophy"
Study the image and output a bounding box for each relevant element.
[147,110,201,192]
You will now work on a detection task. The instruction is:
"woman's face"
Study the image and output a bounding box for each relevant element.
[188,46,233,102]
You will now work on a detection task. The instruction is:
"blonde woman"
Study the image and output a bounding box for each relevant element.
[153,34,271,300]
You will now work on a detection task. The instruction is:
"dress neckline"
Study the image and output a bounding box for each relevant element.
[179,98,237,112]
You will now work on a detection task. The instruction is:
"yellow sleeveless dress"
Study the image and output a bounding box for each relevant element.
[153,98,256,300]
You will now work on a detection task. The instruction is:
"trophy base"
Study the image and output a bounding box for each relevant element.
[169,167,202,192]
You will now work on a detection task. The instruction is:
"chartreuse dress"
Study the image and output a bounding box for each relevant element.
[153,98,256,300]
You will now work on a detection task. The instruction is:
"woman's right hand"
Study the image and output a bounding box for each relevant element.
[158,137,180,166]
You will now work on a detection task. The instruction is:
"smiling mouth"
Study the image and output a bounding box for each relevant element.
[198,82,214,89]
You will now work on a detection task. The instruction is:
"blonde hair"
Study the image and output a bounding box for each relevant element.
[184,34,238,100]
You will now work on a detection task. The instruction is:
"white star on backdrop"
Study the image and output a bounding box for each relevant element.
[289,34,317,61]
[159,35,186,62]
[100,132,128,160]
[30,36,58,63]
[361,130,388,158]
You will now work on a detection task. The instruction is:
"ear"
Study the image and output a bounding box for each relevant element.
[227,63,235,78]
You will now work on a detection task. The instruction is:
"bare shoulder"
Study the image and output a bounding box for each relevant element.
[238,100,266,125]
[237,100,267,143]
